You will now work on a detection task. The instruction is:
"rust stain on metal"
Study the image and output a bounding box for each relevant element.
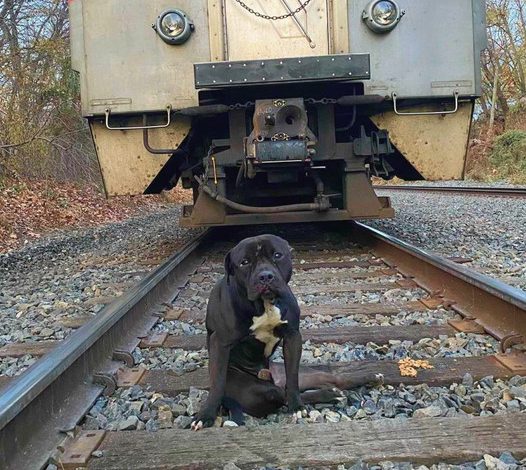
[163,308,189,321]
[139,332,169,348]
[59,430,105,469]
[419,297,445,310]
[395,278,418,289]
[494,353,526,374]
[448,319,486,334]
[116,366,147,388]
[500,333,525,354]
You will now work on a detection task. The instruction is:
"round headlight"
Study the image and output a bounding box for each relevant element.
[372,1,398,25]
[362,0,404,33]
[154,9,194,45]
[161,13,185,37]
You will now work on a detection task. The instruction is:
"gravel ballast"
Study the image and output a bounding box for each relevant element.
[372,187,526,290]
[0,207,198,374]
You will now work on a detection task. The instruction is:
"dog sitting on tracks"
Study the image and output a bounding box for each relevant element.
[191,234,380,430]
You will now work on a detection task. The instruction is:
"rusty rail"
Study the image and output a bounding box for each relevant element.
[374,185,526,198]
[1,222,526,468]
[352,222,526,343]
[0,230,212,470]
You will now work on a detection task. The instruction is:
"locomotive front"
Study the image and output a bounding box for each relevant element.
[69,0,486,227]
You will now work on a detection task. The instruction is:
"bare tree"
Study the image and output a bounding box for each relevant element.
[0,0,98,183]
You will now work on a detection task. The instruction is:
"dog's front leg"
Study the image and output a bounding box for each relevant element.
[192,332,230,430]
[283,330,303,412]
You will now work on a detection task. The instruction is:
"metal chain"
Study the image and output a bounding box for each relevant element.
[225,98,335,111]
[305,97,337,105]
[233,0,313,20]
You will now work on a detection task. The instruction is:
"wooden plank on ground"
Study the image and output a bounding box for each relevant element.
[57,315,96,329]
[294,282,403,296]
[0,341,57,358]
[293,268,398,282]
[160,324,455,351]
[137,355,513,395]
[295,260,382,270]
[208,250,367,265]
[300,301,426,317]
[87,414,526,469]
[197,259,384,274]
[177,299,441,323]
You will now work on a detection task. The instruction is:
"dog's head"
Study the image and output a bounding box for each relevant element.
[224,234,293,301]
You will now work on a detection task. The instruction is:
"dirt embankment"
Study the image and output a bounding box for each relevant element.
[0,179,192,253]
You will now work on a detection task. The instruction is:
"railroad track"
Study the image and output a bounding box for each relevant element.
[1,223,526,469]
[374,185,526,198]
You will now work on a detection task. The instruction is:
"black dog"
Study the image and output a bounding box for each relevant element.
[192,234,380,430]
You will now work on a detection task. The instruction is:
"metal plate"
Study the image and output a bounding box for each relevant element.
[194,54,370,89]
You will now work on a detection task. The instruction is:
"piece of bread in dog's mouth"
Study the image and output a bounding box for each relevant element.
[250,299,288,357]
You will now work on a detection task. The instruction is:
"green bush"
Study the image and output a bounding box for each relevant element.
[489,130,526,182]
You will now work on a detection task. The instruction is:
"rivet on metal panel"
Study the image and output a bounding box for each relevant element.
[500,334,525,353]
[494,352,526,374]
[59,430,106,469]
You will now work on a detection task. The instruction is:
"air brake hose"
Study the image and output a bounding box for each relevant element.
[194,176,330,213]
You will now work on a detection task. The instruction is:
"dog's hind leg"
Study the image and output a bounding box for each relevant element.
[270,362,384,391]
[221,396,245,426]
[300,387,346,405]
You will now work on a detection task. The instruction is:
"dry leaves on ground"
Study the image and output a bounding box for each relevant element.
[0,179,192,253]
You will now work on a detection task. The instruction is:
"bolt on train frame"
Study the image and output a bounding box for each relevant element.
[69,0,487,227]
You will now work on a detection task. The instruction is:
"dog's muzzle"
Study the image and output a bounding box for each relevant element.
[250,269,282,300]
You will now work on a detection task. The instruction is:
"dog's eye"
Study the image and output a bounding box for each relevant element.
[274,252,283,260]
[240,259,250,267]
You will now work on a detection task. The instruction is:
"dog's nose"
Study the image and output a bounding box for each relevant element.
[258,271,275,283]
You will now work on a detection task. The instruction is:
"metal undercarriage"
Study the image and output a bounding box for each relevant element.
[180,54,395,227]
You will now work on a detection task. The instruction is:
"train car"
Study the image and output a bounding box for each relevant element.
[69,0,486,227]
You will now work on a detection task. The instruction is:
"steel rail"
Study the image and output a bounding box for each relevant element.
[374,185,526,197]
[2,222,526,468]
[352,222,526,342]
[0,229,212,470]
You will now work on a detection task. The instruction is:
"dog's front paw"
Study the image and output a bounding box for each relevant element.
[191,410,217,431]
[286,392,303,412]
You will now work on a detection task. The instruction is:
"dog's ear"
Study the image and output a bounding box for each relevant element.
[224,250,233,279]
[285,243,293,283]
